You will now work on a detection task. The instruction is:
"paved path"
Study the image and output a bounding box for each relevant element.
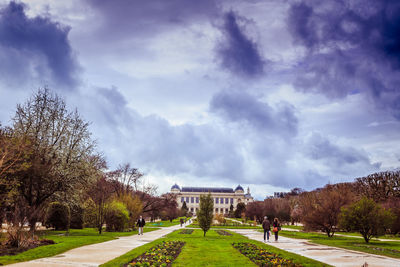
[8,224,186,267]
[232,229,400,267]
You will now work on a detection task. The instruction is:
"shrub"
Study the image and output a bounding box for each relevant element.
[214,213,226,225]
[339,197,395,243]
[105,200,129,232]
[45,202,70,230]
[70,205,84,229]
[83,198,97,228]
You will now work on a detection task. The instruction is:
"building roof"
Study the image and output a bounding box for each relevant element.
[181,187,234,193]
[235,185,244,191]
[171,184,181,190]
[244,194,252,198]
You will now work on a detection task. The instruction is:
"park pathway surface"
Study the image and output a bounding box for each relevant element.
[232,229,400,267]
[8,224,186,267]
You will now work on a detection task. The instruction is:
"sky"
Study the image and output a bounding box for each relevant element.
[0,0,399,200]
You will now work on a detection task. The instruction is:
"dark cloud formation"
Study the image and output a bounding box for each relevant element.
[287,0,400,119]
[0,2,78,87]
[217,11,265,77]
[210,90,297,136]
[85,0,219,37]
[305,133,381,173]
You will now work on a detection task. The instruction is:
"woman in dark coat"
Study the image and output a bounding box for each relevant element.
[272,218,281,241]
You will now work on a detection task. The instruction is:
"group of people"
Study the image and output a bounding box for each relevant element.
[262,216,281,242]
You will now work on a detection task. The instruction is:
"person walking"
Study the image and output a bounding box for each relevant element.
[262,216,271,242]
[180,218,184,227]
[137,216,146,235]
[272,218,281,241]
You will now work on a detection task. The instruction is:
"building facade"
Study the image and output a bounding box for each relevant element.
[170,184,254,215]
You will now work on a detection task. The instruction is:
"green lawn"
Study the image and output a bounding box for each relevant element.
[281,225,303,230]
[279,230,400,259]
[0,228,157,266]
[188,225,261,229]
[147,217,190,227]
[101,229,329,267]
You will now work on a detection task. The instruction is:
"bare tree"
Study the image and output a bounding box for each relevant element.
[9,88,101,231]
[355,171,400,202]
[107,163,144,196]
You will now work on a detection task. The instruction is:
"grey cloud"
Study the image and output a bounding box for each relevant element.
[0,2,79,88]
[84,0,220,38]
[210,90,298,137]
[304,132,381,172]
[287,0,400,119]
[216,11,265,77]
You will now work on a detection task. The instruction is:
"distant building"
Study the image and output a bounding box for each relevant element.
[170,184,254,215]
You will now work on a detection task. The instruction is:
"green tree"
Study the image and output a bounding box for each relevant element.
[197,193,214,237]
[339,197,395,243]
[234,202,246,218]
[181,201,188,216]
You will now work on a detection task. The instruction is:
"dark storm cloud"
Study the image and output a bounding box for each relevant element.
[85,0,219,37]
[0,2,78,87]
[210,90,297,136]
[287,0,400,119]
[217,11,265,77]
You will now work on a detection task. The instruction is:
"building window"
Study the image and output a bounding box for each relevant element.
[216,198,219,204]
[215,208,218,213]
[225,208,228,213]
[196,197,199,203]
[181,197,184,203]
[196,208,198,212]
[186,197,189,203]
[220,197,223,204]
[191,208,194,212]
[191,197,194,203]
[230,198,233,204]
[225,198,228,204]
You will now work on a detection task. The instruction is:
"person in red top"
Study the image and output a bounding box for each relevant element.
[262,216,271,242]
[272,217,281,241]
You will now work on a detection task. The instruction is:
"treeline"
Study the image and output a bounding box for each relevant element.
[0,88,180,248]
[244,172,400,242]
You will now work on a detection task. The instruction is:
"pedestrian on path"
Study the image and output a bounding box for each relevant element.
[137,216,146,235]
[272,218,281,241]
[262,216,271,242]
[180,218,184,227]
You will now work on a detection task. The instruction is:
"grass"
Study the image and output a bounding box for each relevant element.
[147,217,190,227]
[189,225,261,229]
[101,229,329,267]
[279,230,400,259]
[0,227,157,266]
[281,225,303,230]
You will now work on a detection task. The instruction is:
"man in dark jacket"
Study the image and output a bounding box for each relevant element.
[262,216,271,242]
[137,216,146,235]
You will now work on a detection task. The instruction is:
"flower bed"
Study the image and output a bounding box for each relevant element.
[232,242,302,266]
[127,241,185,267]
[179,229,193,234]
[215,230,232,236]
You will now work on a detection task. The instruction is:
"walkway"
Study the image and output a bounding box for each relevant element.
[9,224,186,267]
[232,229,400,267]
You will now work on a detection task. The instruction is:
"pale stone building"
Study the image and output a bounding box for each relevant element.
[170,184,254,215]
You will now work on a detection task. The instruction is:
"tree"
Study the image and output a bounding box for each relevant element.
[299,184,355,237]
[197,193,214,237]
[159,193,179,222]
[245,201,265,224]
[114,192,143,228]
[229,203,234,218]
[355,171,400,202]
[45,202,70,230]
[87,176,114,234]
[107,163,144,197]
[181,201,188,216]
[339,197,395,243]
[9,88,101,231]
[234,202,246,218]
